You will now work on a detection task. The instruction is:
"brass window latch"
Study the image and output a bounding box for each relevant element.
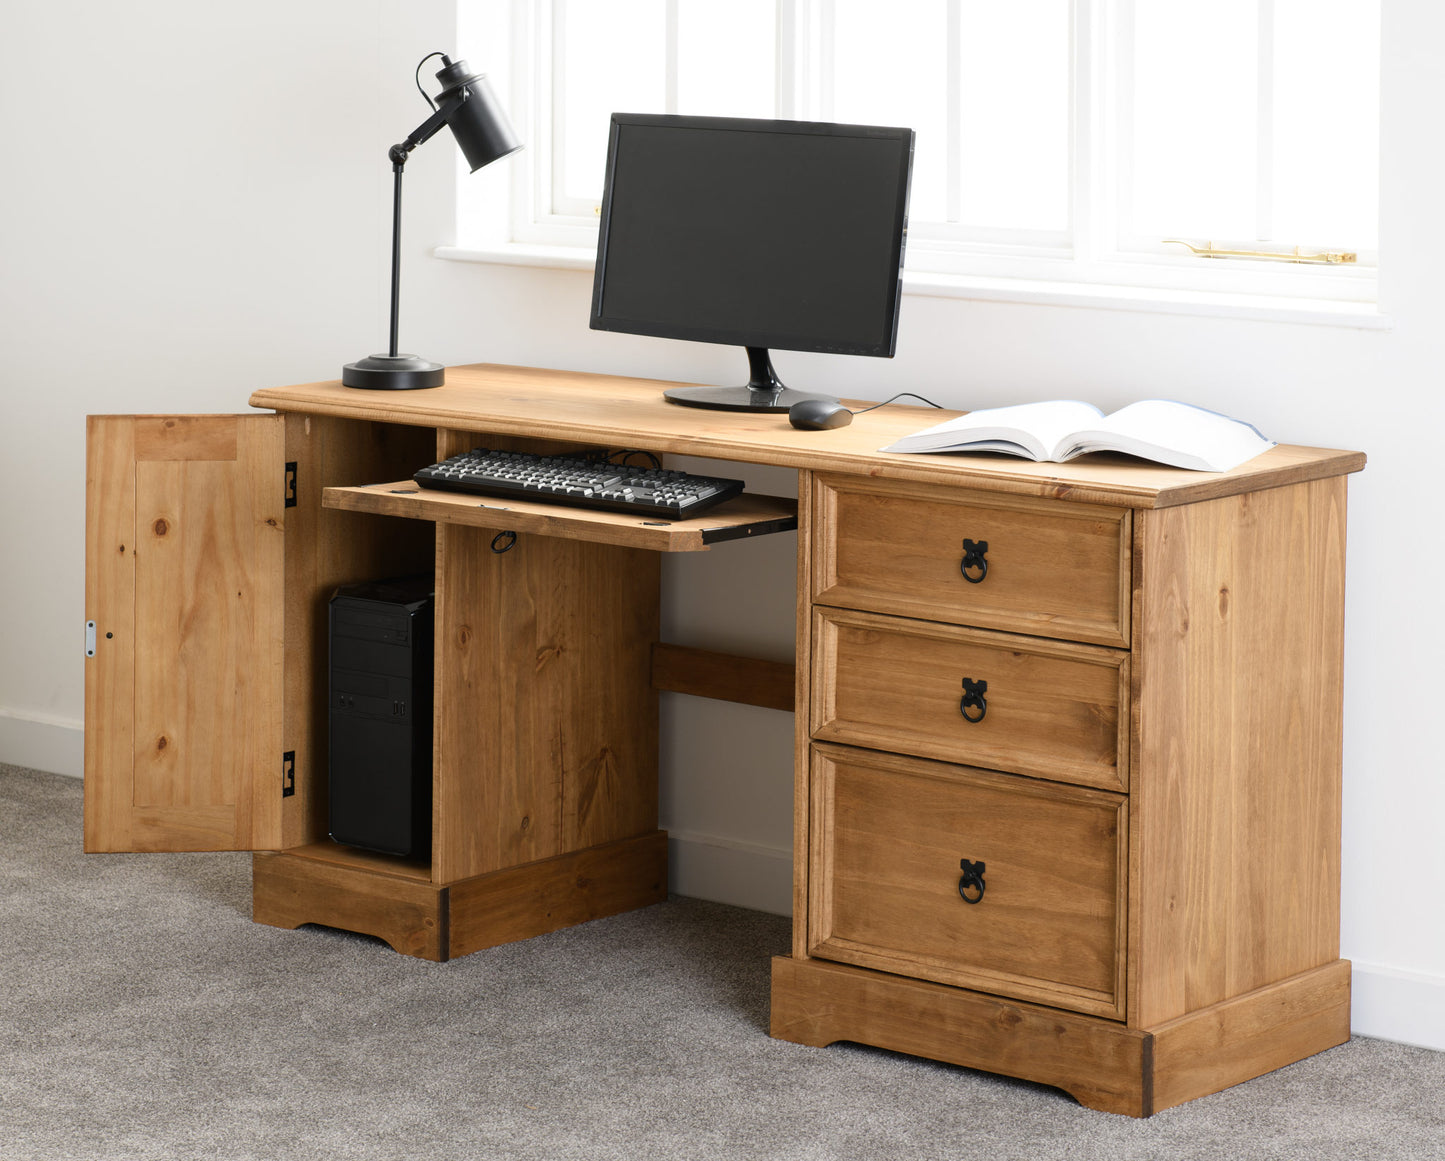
[1164,239,1357,265]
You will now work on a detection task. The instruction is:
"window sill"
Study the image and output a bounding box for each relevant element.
[435,243,1392,331]
[438,242,595,271]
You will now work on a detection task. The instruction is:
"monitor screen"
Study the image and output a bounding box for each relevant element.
[590,115,913,362]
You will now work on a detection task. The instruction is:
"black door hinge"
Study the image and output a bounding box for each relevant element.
[284,462,297,508]
[282,750,296,798]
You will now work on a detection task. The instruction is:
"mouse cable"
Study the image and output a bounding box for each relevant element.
[850,392,945,415]
[606,449,663,469]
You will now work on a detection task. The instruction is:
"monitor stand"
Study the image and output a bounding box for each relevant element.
[663,347,840,412]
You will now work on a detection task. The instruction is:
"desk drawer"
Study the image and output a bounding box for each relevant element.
[811,607,1128,792]
[808,744,1126,1018]
[812,475,1131,647]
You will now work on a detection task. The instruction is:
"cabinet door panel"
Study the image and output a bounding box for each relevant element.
[85,415,285,852]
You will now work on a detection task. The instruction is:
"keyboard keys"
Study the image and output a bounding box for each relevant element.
[413,449,745,521]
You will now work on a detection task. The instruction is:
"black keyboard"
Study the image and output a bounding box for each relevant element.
[413,449,747,521]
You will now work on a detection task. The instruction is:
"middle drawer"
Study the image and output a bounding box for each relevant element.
[811,606,1129,792]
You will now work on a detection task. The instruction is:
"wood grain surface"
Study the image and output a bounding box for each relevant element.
[446,830,668,958]
[649,643,795,711]
[811,607,1129,791]
[1148,960,1351,1112]
[432,522,659,884]
[85,414,285,852]
[1130,478,1347,1027]
[250,363,1366,510]
[771,955,1150,1115]
[252,850,445,960]
[808,744,1127,1017]
[323,479,797,552]
[771,955,1350,1117]
[812,473,1132,646]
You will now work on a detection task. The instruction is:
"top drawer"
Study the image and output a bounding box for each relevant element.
[812,474,1132,647]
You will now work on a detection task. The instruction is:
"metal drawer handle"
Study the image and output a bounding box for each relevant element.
[958,859,986,904]
[960,539,988,583]
[959,677,988,723]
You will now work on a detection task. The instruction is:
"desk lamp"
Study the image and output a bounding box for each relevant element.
[343,53,521,390]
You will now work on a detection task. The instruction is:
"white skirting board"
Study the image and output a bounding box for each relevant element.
[666,829,793,918]
[0,709,82,778]
[1349,963,1445,1053]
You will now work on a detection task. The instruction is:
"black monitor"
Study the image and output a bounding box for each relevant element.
[590,114,914,412]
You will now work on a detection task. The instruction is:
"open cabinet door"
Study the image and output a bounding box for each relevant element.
[85,415,286,852]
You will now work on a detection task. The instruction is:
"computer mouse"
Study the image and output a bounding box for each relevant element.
[788,399,854,430]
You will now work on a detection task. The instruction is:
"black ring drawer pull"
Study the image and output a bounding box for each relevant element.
[490,530,517,554]
[960,539,989,583]
[959,677,987,723]
[958,859,986,904]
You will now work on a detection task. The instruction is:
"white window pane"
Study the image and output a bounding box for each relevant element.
[1272,0,1379,250]
[958,0,1070,231]
[831,0,949,224]
[1129,0,1257,240]
[557,0,665,207]
[677,0,777,119]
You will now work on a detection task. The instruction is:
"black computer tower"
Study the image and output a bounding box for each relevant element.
[328,577,434,858]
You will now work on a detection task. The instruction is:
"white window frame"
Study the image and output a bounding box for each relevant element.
[445,0,1382,324]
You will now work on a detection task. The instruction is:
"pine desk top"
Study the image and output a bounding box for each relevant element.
[251,362,1365,510]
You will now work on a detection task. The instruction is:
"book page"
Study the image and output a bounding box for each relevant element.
[880,400,1103,458]
[1059,400,1275,472]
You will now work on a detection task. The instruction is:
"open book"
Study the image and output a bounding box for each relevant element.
[879,399,1275,473]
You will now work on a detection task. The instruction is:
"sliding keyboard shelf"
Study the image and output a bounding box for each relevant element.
[323,480,798,552]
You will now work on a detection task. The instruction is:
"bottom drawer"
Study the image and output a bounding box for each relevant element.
[808,743,1127,1018]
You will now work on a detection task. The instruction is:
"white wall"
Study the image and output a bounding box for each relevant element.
[0,0,393,762]
[2,1,1440,1051]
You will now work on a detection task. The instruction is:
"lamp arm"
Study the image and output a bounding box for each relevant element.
[379,89,469,357]
[388,90,469,166]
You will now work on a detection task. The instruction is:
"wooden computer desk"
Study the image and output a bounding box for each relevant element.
[83,363,1365,1115]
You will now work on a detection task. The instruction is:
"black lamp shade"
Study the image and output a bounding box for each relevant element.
[434,61,522,173]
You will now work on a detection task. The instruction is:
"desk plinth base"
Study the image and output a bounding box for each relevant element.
[252,830,669,962]
[769,955,1351,1117]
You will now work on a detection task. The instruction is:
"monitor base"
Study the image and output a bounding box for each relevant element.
[663,384,839,413]
[663,346,839,412]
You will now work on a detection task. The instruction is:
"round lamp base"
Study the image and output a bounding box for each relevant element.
[342,354,446,390]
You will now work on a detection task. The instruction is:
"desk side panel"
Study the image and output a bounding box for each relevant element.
[1131,477,1347,1027]
[793,469,816,957]
[433,522,660,884]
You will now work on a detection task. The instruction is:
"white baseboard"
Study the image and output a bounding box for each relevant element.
[1350,962,1445,1052]
[0,708,82,778]
[667,829,792,917]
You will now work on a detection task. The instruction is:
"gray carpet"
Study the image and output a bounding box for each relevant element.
[1,764,1441,1160]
